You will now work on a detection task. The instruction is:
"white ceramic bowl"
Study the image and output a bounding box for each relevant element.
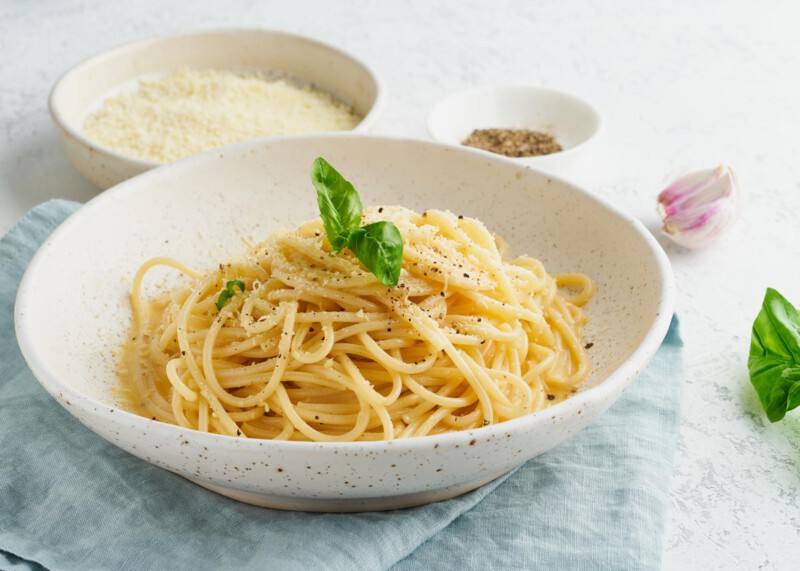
[49,29,385,190]
[15,134,673,512]
[427,85,601,173]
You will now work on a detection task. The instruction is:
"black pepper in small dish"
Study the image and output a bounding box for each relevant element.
[462,128,562,158]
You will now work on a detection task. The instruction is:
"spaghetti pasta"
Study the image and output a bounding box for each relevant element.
[120,206,593,441]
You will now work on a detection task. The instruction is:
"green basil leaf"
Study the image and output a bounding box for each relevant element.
[216,280,246,311]
[748,288,800,421]
[347,221,404,287]
[311,157,363,254]
[216,290,232,311]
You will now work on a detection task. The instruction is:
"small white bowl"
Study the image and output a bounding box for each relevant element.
[427,85,601,172]
[49,29,385,189]
[15,134,673,512]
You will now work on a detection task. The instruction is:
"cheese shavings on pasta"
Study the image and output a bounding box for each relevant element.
[120,206,593,442]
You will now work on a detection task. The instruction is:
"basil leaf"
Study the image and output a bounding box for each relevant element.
[347,221,404,287]
[748,288,800,421]
[310,158,404,288]
[216,280,245,311]
[311,157,363,254]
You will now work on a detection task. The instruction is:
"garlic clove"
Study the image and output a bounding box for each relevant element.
[657,165,740,250]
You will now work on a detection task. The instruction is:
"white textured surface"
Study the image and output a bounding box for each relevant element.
[1,0,799,568]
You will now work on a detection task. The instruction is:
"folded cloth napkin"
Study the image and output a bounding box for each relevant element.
[0,200,683,571]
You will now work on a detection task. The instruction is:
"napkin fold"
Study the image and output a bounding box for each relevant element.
[0,200,683,571]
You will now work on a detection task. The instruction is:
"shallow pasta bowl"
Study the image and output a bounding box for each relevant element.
[15,134,674,511]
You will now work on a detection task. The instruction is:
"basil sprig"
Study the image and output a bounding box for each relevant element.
[311,158,403,287]
[216,279,245,311]
[311,157,363,254]
[748,288,800,422]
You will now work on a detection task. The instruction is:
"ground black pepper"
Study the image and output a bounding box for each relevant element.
[462,128,562,157]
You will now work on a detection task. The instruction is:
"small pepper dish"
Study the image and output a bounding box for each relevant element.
[49,29,385,189]
[427,85,601,173]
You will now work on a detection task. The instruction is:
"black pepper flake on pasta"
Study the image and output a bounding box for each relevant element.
[585,342,594,349]
[121,199,592,444]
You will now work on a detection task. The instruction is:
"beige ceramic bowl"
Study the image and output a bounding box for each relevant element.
[48,29,385,189]
[15,135,674,512]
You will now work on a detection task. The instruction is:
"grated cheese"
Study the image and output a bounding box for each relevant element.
[82,69,362,163]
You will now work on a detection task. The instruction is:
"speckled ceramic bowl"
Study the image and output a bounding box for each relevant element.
[48,29,385,189]
[15,135,674,512]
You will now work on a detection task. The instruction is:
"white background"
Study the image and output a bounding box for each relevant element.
[2,1,799,568]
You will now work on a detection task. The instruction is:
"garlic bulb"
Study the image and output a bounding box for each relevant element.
[656,165,740,249]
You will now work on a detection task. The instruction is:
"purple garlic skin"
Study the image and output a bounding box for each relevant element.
[657,165,740,249]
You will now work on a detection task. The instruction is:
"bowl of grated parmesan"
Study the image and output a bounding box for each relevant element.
[49,29,385,189]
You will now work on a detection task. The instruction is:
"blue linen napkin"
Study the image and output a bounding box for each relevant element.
[0,200,683,571]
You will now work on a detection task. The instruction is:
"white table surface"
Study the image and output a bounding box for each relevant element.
[2,0,799,568]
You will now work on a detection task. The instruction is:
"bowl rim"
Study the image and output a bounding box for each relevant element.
[426,84,602,161]
[47,27,386,169]
[14,132,675,452]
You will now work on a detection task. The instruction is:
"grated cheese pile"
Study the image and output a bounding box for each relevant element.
[82,69,362,163]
